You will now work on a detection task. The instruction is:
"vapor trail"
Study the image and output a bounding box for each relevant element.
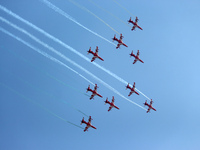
[68,0,120,35]
[0,26,94,87]
[0,5,150,100]
[112,0,135,17]
[88,0,131,27]
[0,27,146,111]
[14,73,89,117]
[0,82,84,129]
[40,0,116,46]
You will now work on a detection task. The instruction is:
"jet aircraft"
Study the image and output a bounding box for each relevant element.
[144,99,156,113]
[128,17,143,31]
[87,46,104,62]
[112,33,128,49]
[130,50,144,64]
[81,116,97,132]
[104,96,119,111]
[126,82,139,96]
[86,84,103,100]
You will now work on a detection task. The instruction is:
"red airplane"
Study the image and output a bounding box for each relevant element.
[80,116,97,132]
[130,50,144,64]
[112,33,128,49]
[128,17,143,31]
[86,84,103,100]
[126,82,139,96]
[144,99,156,113]
[87,46,104,62]
[104,96,120,112]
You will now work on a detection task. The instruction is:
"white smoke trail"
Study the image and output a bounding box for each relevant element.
[0,26,146,111]
[0,27,94,86]
[0,5,151,101]
[112,0,135,17]
[40,0,116,46]
[67,0,120,35]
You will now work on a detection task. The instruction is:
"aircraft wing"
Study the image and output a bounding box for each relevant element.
[111,97,115,103]
[94,84,97,92]
[137,50,140,57]
[84,126,89,132]
[90,94,95,100]
[95,46,98,53]
[116,43,120,49]
[133,59,137,64]
[91,56,96,62]
[128,91,133,96]
[147,107,151,113]
[108,106,112,111]
[131,25,136,31]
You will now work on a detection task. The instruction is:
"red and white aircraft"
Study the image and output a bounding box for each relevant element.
[86,84,103,100]
[144,99,156,113]
[104,96,119,112]
[81,116,97,132]
[130,50,144,64]
[87,46,104,62]
[112,33,128,49]
[128,17,143,31]
[126,82,139,96]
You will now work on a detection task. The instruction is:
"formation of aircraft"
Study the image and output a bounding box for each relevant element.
[126,82,139,96]
[128,17,143,31]
[86,84,103,100]
[81,116,97,132]
[81,15,157,132]
[104,96,119,111]
[112,33,128,49]
[87,46,104,62]
[130,50,144,64]
[144,99,156,113]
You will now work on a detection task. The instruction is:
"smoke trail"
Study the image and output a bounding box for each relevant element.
[112,0,135,17]
[68,0,120,35]
[7,48,90,98]
[88,0,131,27]
[0,27,146,111]
[0,82,84,129]
[0,27,94,87]
[40,0,116,46]
[0,6,150,100]
[11,71,90,117]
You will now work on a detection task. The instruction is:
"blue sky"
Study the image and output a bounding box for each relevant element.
[0,0,200,149]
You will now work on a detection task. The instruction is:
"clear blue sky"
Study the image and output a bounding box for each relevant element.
[0,0,200,149]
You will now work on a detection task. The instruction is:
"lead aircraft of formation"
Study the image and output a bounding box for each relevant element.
[128,16,143,31]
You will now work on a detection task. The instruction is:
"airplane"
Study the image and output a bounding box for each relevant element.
[80,116,97,132]
[112,33,128,49]
[87,46,104,62]
[104,96,119,111]
[126,82,139,96]
[128,17,143,31]
[144,99,156,113]
[86,84,103,100]
[129,50,144,64]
